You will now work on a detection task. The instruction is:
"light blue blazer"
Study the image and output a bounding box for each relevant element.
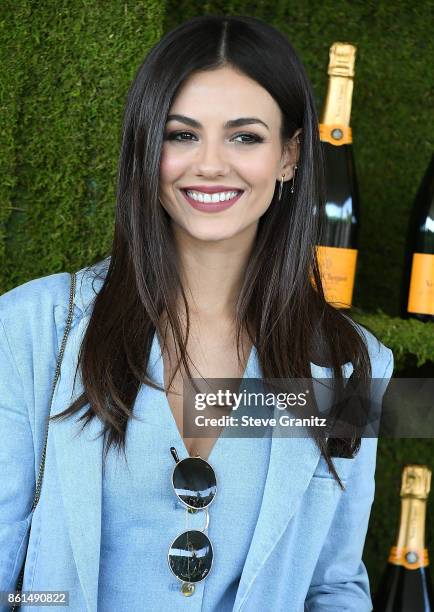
[0,266,393,612]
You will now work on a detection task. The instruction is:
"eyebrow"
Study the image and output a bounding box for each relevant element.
[166,114,270,131]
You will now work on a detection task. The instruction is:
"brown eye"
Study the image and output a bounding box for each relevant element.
[164,131,196,142]
[233,133,264,144]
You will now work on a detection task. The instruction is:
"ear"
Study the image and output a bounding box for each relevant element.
[278,128,302,181]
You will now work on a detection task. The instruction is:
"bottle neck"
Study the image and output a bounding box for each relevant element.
[320,75,354,145]
[389,496,429,569]
[321,75,354,127]
[397,497,427,549]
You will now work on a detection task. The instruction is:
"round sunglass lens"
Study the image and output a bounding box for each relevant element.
[168,530,213,583]
[172,457,217,509]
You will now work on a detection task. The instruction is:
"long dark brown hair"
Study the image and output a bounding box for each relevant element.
[51,15,371,487]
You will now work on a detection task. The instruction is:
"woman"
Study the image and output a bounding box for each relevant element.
[0,14,393,612]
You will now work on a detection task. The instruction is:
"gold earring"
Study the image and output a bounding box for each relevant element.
[278,174,285,201]
[290,165,298,194]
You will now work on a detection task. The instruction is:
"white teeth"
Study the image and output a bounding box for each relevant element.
[186,190,240,203]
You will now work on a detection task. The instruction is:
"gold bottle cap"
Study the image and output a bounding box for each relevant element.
[401,465,431,499]
[328,42,356,78]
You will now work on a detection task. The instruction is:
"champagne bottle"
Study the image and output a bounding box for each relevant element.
[402,154,434,321]
[317,42,359,309]
[373,465,434,611]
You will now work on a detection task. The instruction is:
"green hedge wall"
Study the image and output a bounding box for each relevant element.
[1,0,433,594]
[0,0,165,290]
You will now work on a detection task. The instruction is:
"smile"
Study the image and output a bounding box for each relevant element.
[180,189,244,213]
[186,189,240,203]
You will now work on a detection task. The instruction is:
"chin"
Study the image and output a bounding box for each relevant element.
[180,220,247,243]
[187,228,240,243]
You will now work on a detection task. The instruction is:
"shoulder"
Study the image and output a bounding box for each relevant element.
[311,317,394,381]
[0,258,110,352]
[0,258,110,316]
[348,319,394,379]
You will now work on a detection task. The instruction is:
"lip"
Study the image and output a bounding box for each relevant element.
[180,188,244,213]
[181,185,244,194]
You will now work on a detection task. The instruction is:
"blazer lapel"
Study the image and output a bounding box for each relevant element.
[232,359,325,612]
[232,428,321,611]
[51,314,103,612]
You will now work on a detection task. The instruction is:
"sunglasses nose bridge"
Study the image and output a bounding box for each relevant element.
[190,506,210,532]
[184,506,210,534]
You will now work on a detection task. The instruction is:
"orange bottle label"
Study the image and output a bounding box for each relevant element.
[316,246,358,308]
[319,123,353,145]
[407,252,434,315]
[388,545,429,569]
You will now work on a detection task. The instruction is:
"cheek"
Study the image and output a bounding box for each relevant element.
[237,152,278,188]
[159,147,189,183]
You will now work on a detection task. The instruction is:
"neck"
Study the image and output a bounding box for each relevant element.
[172,222,257,321]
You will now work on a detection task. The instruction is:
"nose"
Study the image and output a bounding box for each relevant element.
[193,138,230,177]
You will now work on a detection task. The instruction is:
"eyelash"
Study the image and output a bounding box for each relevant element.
[164,131,264,145]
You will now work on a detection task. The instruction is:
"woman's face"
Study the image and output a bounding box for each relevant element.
[159,65,299,244]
